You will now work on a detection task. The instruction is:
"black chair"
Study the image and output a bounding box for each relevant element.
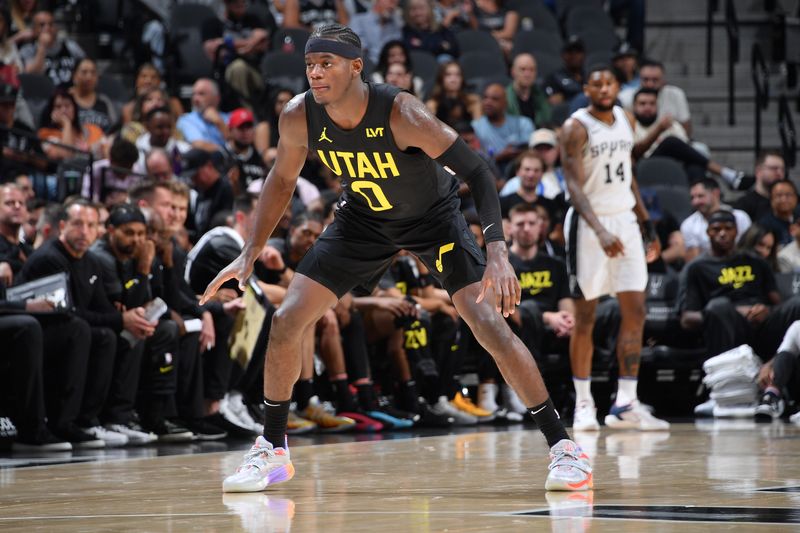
[651,185,693,222]
[644,272,681,341]
[97,74,132,105]
[261,51,308,95]
[455,29,503,57]
[531,51,563,80]
[409,50,438,98]
[459,51,508,93]
[271,28,310,54]
[637,157,689,188]
[576,28,619,54]
[585,49,613,67]
[775,272,800,301]
[512,30,563,58]
[565,6,616,35]
[168,2,217,32]
[18,73,55,128]
[516,1,561,33]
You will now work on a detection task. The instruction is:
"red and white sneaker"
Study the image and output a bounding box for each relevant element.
[222,436,294,493]
[545,439,593,491]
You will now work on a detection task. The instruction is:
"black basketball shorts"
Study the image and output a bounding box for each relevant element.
[295,207,486,298]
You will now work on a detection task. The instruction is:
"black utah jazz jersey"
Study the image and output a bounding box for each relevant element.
[305,83,460,220]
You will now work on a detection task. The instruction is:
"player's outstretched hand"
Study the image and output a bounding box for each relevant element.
[200,252,254,305]
[477,241,521,318]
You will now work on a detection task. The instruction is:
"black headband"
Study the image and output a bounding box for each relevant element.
[305,38,362,59]
[708,210,737,225]
[108,206,146,227]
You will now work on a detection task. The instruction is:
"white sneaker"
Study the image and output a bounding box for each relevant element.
[85,425,128,447]
[222,436,295,493]
[431,396,477,425]
[227,392,265,434]
[219,395,259,436]
[545,439,593,491]
[790,412,800,425]
[501,384,528,416]
[104,422,157,445]
[604,400,670,431]
[478,383,499,413]
[572,400,600,431]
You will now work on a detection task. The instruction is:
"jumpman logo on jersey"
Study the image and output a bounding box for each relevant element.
[435,242,455,272]
[318,127,333,143]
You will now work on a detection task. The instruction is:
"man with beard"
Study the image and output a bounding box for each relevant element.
[561,64,668,431]
[89,204,191,442]
[734,151,787,222]
[177,79,230,152]
[631,88,747,187]
[681,178,751,261]
[0,184,31,284]
[471,83,534,175]
[226,108,269,194]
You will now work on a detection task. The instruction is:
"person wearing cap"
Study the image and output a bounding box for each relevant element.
[679,209,800,359]
[200,0,275,107]
[0,81,44,181]
[500,128,566,200]
[183,148,234,242]
[544,35,586,106]
[506,53,551,127]
[681,178,751,262]
[89,203,192,443]
[227,107,269,195]
[177,78,230,152]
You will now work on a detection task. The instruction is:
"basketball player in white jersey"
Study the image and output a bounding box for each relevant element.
[561,65,669,431]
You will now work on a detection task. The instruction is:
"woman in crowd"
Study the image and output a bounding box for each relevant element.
[135,106,191,171]
[38,88,104,161]
[69,58,119,133]
[402,0,459,63]
[738,223,780,272]
[121,63,183,125]
[255,87,293,168]
[425,60,480,127]
[471,0,518,57]
[120,86,179,144]
[371,40,424,96]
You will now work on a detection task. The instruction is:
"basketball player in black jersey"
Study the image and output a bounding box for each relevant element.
[202,24,592,492]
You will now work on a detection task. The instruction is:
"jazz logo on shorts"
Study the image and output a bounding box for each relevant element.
[436,242,455,272]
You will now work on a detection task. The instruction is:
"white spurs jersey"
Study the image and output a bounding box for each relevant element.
[570,106,635,216]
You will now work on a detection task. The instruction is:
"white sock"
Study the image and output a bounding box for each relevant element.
[616,378,638,406]
[573,378,593,404]
[478,383,499,411]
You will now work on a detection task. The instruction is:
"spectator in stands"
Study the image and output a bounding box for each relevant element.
[470,0,518,57]
[9,0,36,46]
[609,1,645,55]
[0,8,22,72]
[434,0,475,32]
[779,213,800,273]
[738,223,779,272]
[69,58,118,134]
[632,87,748,188]
[177,79,229,152]
[19,199,149,446]
[90,204,191,442]
[506,53,550,127]
[425,60,480,127]
[350,0,402,65]
[471,82,533,175]
[38,87,104,161]
[183,148,234,241]
[503,129,567,201]
[121,64,184,126]
[19,10,85,86]
[499,151,560,221]
[135,107,192,170]
[120,87,174,145]
[226,107,268,194]
[735,151,787,222]
[754,321,800,422]
[636,59,692,137]
[81,137,140,203]
[255,87,292,167]
[614,42,640,94]
[402,0,459,62]
[544,35,586,106]
[0,83,44,181]
[681,178,751,261]
[282,0,349,31]
[167,179,192,252]
[201,0,274,107]
[679,209,800,359]
[383,61,417,96]
[0,183,29,282]
[371,39,424,96]
[758,180,800,247]
[144,148,177,182]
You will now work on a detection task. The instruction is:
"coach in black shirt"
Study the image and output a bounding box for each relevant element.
[679,210,800,358]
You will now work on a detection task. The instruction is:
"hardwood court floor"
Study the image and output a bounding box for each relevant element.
[2,421,800,531]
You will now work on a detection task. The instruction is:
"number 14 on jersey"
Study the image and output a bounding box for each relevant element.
[604,162,625,184]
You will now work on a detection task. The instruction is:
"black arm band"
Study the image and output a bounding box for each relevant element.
[435,137,504,243]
